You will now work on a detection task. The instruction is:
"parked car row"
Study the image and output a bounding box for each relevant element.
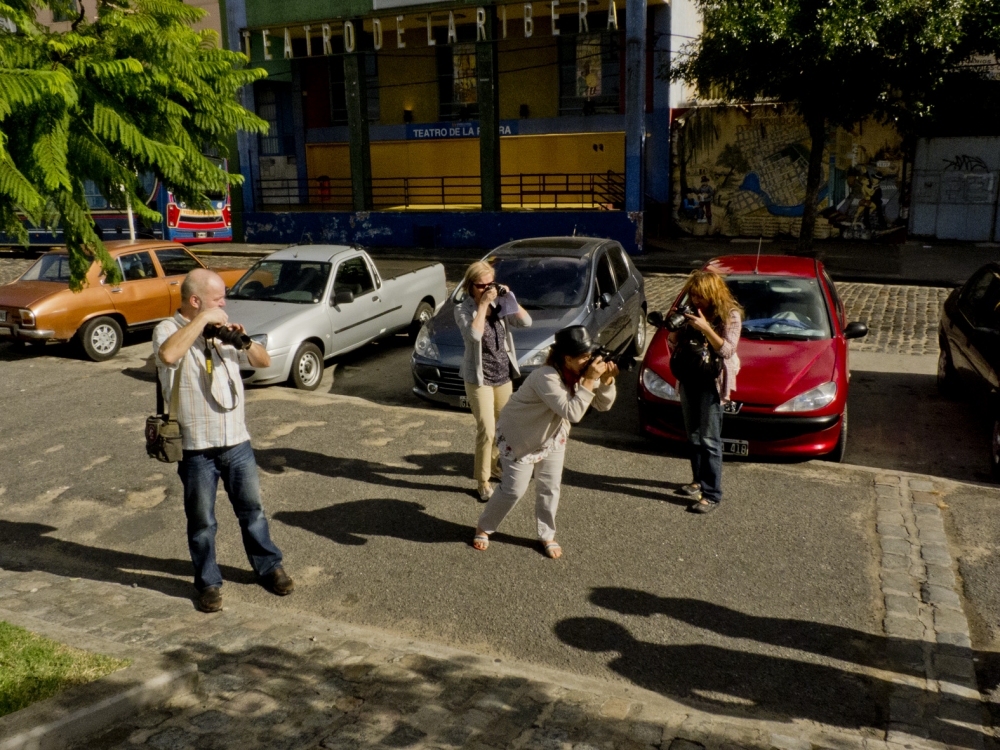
[7,236,995,475]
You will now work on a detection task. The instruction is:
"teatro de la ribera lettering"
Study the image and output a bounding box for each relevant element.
[243,0,620,59]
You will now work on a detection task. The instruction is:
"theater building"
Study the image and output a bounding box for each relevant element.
[220,0,679,252]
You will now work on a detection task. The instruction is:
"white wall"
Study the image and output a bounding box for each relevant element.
[668,0,701,109]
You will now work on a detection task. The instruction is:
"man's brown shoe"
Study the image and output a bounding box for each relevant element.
[264,567,295,596]
[198,586,223,613]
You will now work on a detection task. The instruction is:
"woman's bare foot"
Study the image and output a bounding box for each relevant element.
[542,540,562,559]
[472,528,489,551]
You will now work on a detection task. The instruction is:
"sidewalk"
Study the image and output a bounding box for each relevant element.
[0,472,990,750]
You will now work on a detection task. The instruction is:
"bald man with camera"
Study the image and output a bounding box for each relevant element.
[153,268,294,613]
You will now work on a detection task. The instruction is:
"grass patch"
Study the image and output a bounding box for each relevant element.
[0,621,130,718]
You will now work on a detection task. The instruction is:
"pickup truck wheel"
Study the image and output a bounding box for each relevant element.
[290,342,323,391]
[79,316,122,361]
[409,301,434,342]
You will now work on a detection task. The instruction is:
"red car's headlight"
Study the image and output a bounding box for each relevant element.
[641,367,680,401]
[775,381,837,412]
[18,309,35,327]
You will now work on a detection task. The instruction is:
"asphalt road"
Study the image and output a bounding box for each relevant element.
[3,327,989,732]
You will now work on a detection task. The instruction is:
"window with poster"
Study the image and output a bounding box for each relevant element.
[558,22,621,115]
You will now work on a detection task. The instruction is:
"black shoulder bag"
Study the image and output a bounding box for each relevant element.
[145,365,184,463]
[669,325,722,388]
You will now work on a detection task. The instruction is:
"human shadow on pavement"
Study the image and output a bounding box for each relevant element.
[554,616,987,745]
[274,499,537,551]
[561,468,690,506]
[258,447,688,506]
[589,589,908,674]
[0,520,256,604]
[256,448,474,496]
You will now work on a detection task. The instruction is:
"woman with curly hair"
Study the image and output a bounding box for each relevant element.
[669,269,742,513]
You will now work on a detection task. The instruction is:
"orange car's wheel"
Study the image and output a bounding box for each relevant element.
[78,316,122,361]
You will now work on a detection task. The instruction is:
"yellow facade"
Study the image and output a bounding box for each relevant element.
[306,132,625,207]
[498,36,560,121]
[377,48,440,126]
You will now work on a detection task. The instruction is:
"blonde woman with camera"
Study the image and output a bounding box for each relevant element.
[456,261,532,501]
[669,270,742,514]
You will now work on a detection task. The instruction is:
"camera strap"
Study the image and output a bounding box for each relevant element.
[203,340,240,412]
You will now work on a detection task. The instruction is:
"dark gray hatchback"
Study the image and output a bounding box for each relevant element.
[411,237,647,408]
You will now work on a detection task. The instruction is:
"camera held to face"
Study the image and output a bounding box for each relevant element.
[665,304,697,332]
[487,282,508,297]
[203,324,252,350]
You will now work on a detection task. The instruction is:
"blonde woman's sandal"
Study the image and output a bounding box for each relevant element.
[542,541,562,559]
[472,533,490,551]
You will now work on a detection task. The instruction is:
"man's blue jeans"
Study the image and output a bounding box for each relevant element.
[678,381,724,503]
[178,441,283,591]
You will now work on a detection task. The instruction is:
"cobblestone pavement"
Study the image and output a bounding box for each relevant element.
[0,258,953,356]
[873,475,988,750]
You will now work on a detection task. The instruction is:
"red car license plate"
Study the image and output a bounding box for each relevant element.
[722,439,749,456]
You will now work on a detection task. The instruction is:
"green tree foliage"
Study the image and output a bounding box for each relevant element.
[670,0,998,249]
[0,0,268,288]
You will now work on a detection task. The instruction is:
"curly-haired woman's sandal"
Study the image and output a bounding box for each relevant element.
[472,534,490,551]
[542,541,562,559]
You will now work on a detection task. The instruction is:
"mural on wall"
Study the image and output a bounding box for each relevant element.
[672,106,907,241]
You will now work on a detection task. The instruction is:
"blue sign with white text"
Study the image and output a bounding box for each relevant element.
[406,121,519,140]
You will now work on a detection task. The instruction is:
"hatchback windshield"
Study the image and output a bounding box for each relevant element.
[229,261,331,304]
[724,275,832,340]
[21,254,73,283]
[454,256,590,309]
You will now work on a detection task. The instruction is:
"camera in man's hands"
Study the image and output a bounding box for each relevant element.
[487,282,508,297]
[665,304,697,332]
[203,324,252,350]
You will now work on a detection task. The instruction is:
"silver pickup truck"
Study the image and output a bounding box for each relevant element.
[223,245,447,389]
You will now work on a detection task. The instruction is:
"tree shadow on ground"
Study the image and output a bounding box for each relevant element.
[68,616,989,750]
[64,637,670,750]
[0,520,257,605]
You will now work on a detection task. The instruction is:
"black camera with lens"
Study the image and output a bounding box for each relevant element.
[488,282,508,297]
[586,345,635,372]
[203,324,252,350]
[665,304,697,332]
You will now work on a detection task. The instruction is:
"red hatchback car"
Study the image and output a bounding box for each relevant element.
[637,256,868,461]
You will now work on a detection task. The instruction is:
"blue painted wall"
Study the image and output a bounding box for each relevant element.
[244,210,644,254]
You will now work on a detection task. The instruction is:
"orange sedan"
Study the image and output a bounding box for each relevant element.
[0,240,245,360]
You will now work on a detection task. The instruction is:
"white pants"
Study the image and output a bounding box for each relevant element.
[477,444,565,542]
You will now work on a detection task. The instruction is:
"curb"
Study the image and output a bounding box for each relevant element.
[0,609,199,750]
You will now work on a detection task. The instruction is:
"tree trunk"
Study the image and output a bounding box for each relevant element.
[797,116,828,254]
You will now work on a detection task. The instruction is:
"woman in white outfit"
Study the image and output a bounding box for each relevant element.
[472,325,618,558]
[455,261,532,502]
